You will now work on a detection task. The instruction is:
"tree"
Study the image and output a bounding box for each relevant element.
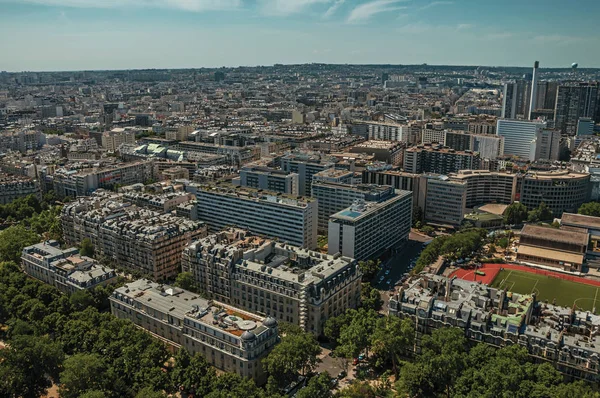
[357,260,381,282]
[334,381,377,398]
[134,387,168,398]
[59,353,109,398]
[497,237,509,249]
[0,335,64,398]
[174,271,197,292]
[578,201,600,217]
[336,308,378,359]
[359,283,382,311]
[503,202,528,225]
[0,224,39,263]
[262,329,321,387]
[170,349,215,395]
[370,316,413,375]
[80,238,94,257]
[324,310,354,345]
[528,202,553,223]
[70,289,95,311]
[420,225,435,236]
[297,372,332,398]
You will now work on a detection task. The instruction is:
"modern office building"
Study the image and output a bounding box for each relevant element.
[516,224,588,272]
[577,117,595,136]
[312,182,399,234]
[234,166,299,195]
[497,119,546,160]
[444,131,471,151]
[0,174,41,205]
[328,188,412,260]
[110,279,279,383]
[195,184,318,249]
[472,134,504,160]
[450,170,517,208]
[182,230,361,334]
[61,191,207,279]
[421,128,447,145]
[519,170,591,216]
[311,168,357,185]
[365,121,406,142]
[534,129,561,161]
[22,240,117,294]
[422,175,467,226]
[555,82,599,135]
[389,274,600,382]
[280,152,336,196]
[527,61,540,120]
[403,145,481,174]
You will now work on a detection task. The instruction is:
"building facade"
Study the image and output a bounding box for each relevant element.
[182,230,361,334]
[497,119,546,160]
[195,184,318,249]
[0,174,41,205]
[403,145,481,175]
[236,166,299,195]
[328,189,412,260]
[519,170,590,216]
[22,240,117,294]
[110,279,279,384]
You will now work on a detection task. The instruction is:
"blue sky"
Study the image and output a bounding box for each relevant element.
[1,0,599,71]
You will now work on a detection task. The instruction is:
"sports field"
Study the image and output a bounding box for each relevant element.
[490,269,600,313]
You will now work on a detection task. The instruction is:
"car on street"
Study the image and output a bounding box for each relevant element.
[337,371,347,379]
[384,269,390,275]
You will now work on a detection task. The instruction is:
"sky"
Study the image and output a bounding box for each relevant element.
[1,0,599,72]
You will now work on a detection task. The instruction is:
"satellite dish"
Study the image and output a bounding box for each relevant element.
[571,63,578,69]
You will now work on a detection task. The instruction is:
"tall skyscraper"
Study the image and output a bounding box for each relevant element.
[527,61,540,120]
[501,80,529,119]
[554,82,599,135]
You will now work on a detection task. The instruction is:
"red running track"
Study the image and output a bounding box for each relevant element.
[450,263,600,288]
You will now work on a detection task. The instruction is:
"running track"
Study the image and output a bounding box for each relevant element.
[450,263,600,288]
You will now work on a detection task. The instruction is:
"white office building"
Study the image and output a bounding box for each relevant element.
[497,119,546,160]
[328,189,412,260]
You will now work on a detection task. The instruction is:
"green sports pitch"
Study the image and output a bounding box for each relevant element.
[490,269,600,314]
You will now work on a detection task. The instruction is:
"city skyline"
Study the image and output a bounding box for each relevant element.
[1,0,600,71]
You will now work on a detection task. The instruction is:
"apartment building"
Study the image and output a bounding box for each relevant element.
[449,170,517,208]
[403,145,481,174]
[52,161,155,198]
[348,140,404,165]
[0,174,41,205]
[181,229,361,334]
[101,129,136,152]
[22,240,117,294]
[280,152,337,196]
[390,274,600,382]
[175,141,260,166]
[421,175,467,227]
[195,183,318,249]
[110,279,279,383]
[122,190,195,213]
[234,166,299,195]
[328,189,412,260]
[61,191,207,279]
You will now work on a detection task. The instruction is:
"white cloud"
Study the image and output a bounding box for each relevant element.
[323,0,345,18]
[259,0,331,16]
[419,1,453,10]
[456,23,473,30]
[9,0,242,12]
[347,0,406,23]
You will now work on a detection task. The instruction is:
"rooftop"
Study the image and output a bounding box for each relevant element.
[561,213,600,231]
[520,224,589,246]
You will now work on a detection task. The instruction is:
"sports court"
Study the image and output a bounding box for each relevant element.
[490,269,600,313]
[451,263,600,314]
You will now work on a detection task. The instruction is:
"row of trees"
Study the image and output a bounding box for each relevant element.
[413,229,487,274]
[504,202,554,225]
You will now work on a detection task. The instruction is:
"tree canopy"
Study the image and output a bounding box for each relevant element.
[579,201,600,217]
[503,202,528,225]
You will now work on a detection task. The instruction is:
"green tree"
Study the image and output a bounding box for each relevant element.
[420,225,435,236]
[134,387,168,398]
[357,260,381,281]
[205,373,267,398]
[262,329,321,387]
[324,310,354,345]
[59,353,109,398]
[0,335,64,398]
[503,202,528,225]
[578,201,600,217]
[360,283,382,311]
[370,316,413,375]
[334,381,376,398]
[528,202,553,223]
[297,372,333,398]
[174,271,197,291]
[80,391,108,398]
[0,224,39,262]
[170,349,215,395]
[497,237,509,249]
[80,238,95,257]
[336,308,378,359]
[70,289,95,311]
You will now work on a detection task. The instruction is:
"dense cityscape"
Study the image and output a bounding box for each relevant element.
[3,0,600,393]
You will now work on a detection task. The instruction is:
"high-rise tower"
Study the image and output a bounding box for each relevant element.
[527,61,539,120]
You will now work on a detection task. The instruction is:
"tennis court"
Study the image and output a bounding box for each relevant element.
[490,269,600,313]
